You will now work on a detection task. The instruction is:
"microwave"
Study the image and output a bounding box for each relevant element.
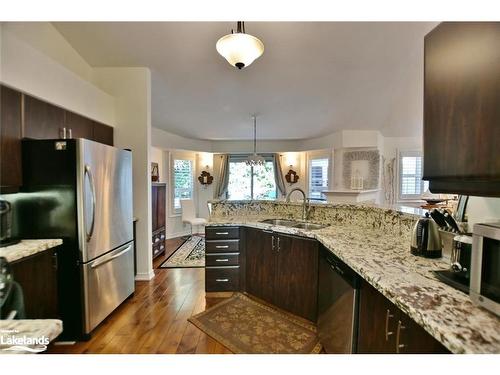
[470,222,500,317]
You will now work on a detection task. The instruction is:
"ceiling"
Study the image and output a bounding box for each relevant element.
[53,22,437,140]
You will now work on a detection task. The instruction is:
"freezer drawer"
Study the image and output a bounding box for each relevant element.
[83,241,135,333]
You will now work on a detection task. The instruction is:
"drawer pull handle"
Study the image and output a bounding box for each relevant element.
[215,259,229,262]
[215,232,229,235]
[385,309,394,341]
[215,278,229,282]
[154,238,160,243]
[215,245,229,249]
[396,320,406,353]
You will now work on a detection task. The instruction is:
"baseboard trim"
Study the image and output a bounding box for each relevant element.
[135,269,155,281]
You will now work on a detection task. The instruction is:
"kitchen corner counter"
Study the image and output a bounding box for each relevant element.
[207,210,500,354]
[0,239,63,263]
[0,319,63,354]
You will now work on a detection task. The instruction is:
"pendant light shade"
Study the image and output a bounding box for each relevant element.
[216,22,264,69]
[246,116,265,166]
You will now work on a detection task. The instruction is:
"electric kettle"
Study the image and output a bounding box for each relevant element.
[410,212,443,258]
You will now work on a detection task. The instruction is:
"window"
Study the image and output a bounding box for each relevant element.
[227,155,277,200]
[399,151,429,200]
[172,158,194,212]
[308,157,329,199]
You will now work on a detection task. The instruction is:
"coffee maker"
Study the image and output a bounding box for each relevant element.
[0,200,19,247]
[410,212,443,258]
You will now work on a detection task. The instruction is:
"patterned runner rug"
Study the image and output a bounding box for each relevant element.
[159,235,205,268]
[188,293,322,354]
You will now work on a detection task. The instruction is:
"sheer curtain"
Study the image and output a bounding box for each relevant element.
[214,154,230,199]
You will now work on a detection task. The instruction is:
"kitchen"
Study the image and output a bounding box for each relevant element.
[0,2,499,373]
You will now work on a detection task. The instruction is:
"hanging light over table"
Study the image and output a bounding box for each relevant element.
[246,116,265,166]
[216,22,264,70]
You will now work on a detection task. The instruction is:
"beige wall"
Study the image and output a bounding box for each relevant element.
[1,23,115,125]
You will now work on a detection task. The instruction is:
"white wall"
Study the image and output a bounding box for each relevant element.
[94,67,153,281]
[1,23,115,125]
[465,197,500,228]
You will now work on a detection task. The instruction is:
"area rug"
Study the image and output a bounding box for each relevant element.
[159,235,205,268]
[188,293,322,354]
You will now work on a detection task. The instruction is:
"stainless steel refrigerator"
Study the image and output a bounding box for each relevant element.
[20,138,134,340]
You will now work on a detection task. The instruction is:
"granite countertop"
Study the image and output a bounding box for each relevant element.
[0,239,63,263]
[0,319,63,354]
[208,216,500,354]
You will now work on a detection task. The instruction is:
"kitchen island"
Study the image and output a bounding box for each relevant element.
[206,200,500,354]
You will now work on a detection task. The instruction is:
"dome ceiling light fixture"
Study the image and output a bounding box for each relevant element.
[216,21,264,70]
[246,115,265,166]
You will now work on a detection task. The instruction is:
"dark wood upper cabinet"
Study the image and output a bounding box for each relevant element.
[92,121,114,146]
[423,22,500,196]
[1,85,23,192]
[24,95,64,139]
[64,111,94,139]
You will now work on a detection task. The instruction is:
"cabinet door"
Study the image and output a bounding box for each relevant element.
[92,121,114,146]
[64,111,93,139]
[274,234,319,322]
[151,185,158,231]
[424,22,500,196]
[11,248,59,319]
[357,280,398,353]
[24,95,64,139]
[245,228,277,305]
[395,313,449,354]
[156,185,166,229]
[1,85,22,191]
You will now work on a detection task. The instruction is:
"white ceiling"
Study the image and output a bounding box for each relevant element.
[53,22,437,140]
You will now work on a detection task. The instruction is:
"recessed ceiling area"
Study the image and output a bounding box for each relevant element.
[53,22,437,140]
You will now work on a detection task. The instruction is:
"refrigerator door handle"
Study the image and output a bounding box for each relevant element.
[90,244,132,269]
[84,164,96,242]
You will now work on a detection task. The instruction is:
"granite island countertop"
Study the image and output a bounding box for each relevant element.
[0,319,63,354]
[207,215,500,354]
[0,239,63,263]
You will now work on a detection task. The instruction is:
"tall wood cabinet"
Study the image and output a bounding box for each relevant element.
[151,183,166,259]
[0,85,114,193]
[245,227,319,322]
[423,22,500,196]
[1,86,23,192]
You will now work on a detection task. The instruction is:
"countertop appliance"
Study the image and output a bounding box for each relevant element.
[318,246,359,353]
[20,139,134,340]
[0,200,19,247]
[410,212,442,258]
[433,234,473,294]
[470,222,500,317]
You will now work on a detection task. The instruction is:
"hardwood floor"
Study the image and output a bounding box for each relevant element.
[48,237,232,354]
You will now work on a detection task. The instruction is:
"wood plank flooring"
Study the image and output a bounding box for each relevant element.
[48,237,232,354]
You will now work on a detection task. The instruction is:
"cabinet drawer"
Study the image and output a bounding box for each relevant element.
[206,253,239,267]
[206,267,240,292]
[152,230,165,245]
[205,239,240,253]
[206,226,240,240]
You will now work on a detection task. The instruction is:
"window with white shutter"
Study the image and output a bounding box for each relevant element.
[172,159,194,212]
[308,158,329,199]
[398,151,429,200]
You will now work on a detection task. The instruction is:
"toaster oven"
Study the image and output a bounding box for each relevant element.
[470,222,500,317]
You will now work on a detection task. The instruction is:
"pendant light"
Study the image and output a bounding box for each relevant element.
[246,116,265,166]
[216,22,264,69]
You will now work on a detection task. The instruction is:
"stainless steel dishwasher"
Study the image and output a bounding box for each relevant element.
[318,246,360,353]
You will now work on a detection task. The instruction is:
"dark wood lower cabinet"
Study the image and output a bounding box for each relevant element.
[357,280,449,353]
[245,228,319,322]
[10,247,60,319]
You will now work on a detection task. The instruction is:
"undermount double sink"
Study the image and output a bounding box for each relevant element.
[259,218,328,230]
